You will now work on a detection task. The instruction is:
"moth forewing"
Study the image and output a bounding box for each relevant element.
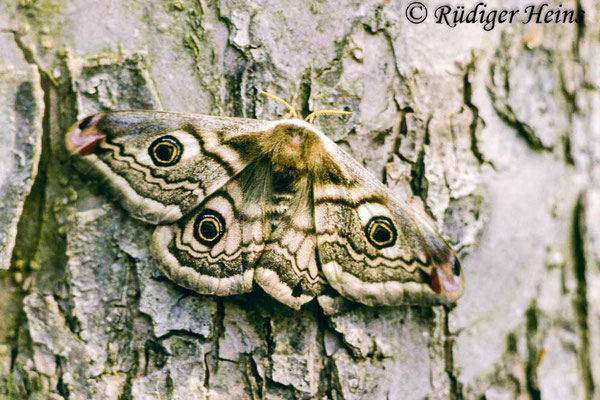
[65,111,269,224]
[306,122,464,306]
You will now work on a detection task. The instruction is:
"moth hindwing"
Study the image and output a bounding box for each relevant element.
[66,111,464,309]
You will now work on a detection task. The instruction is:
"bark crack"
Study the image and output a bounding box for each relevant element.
[4,27,57,396]
[463,53,492,167]
[524,301,541,400]
[443,307,462,400]
[573,193,595,400]
[296,68,312,119]
[410,114,432,207]
[488,33,553,152]
[241,354,263,400]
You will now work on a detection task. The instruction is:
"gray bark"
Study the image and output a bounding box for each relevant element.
[0,0,599,399]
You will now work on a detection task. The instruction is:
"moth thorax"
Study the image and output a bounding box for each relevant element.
[265,123,325,173]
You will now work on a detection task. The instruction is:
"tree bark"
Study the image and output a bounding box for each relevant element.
[1,0,599,399]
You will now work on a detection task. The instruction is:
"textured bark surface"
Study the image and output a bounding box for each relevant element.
[0,0,599,399]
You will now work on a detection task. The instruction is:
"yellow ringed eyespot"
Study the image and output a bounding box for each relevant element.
[193,210,225,247]
[365,217,397,249]
[149,136,182,166]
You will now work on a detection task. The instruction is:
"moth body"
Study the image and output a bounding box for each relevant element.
[66,111,464,309]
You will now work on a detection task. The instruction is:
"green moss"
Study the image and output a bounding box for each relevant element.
[183,34,200,58]
[16,0,65,31]
[172,1,185,11]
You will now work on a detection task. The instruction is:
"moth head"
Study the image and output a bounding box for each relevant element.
[263,120,329,174]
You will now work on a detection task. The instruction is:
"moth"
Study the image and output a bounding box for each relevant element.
[65,101,464,309]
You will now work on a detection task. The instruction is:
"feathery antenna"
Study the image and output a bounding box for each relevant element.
[259,90,351,122]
